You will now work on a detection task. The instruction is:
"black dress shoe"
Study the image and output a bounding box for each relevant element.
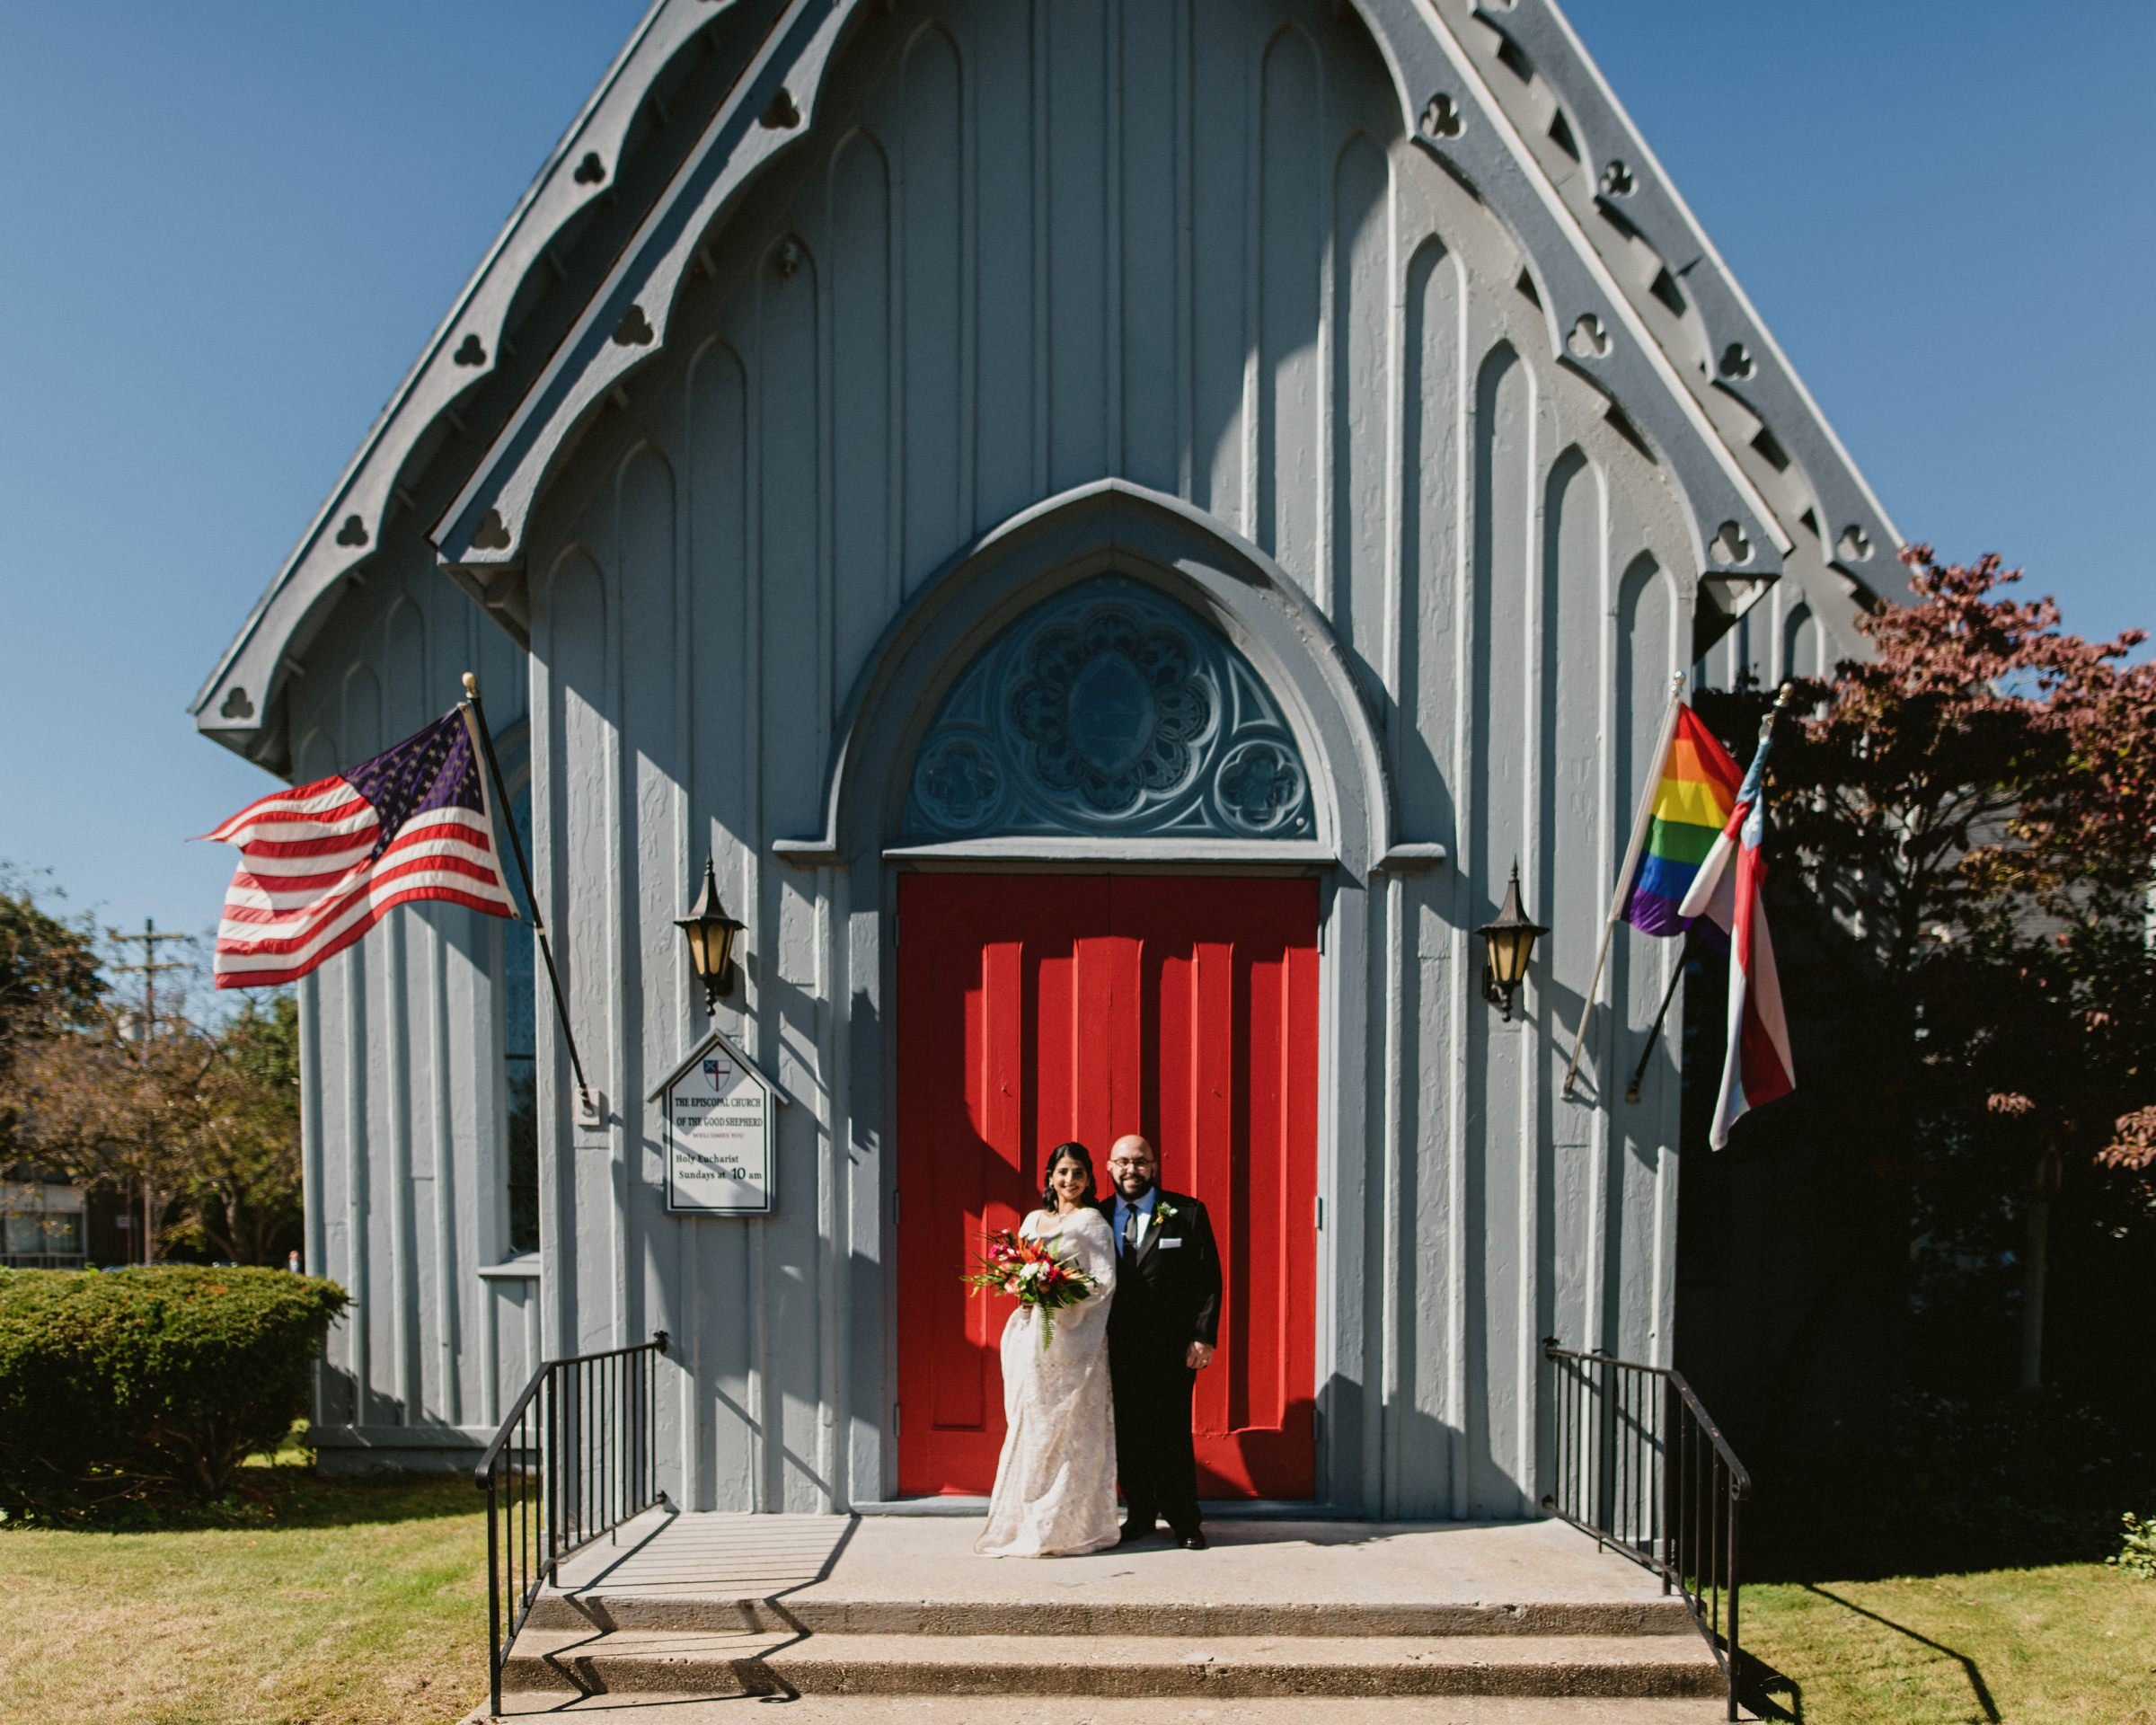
[1117,1522,1156,1546]
[1175,1530,1208,1551]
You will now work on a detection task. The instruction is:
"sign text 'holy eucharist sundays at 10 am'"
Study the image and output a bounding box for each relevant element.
[653,1029,782,1216]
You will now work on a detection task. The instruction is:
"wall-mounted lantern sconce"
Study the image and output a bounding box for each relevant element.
[1478,860,1548,1023]
[676,854,746,1015]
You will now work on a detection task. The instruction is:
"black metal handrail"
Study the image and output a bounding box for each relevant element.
[1542,1339,1752,1722]
[474,1331,667,1719]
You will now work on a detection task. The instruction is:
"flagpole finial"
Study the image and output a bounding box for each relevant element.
[1760,680,1798,743]
[462,671,480,702]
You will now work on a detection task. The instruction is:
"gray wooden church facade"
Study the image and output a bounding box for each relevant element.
[195,0,1894,1515]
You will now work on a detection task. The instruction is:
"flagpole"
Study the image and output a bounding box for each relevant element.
[1561,670,1686,1101]
[1622,955,1687,1104]
[462,671,596,1120]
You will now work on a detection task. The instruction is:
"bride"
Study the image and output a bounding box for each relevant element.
[974,1140,1119,1558]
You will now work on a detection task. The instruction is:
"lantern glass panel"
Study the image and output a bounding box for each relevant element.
[1487,927,1533,986]
[685,919,722,979]
[702,923,736,980]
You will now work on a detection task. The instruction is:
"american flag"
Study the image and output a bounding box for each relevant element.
[206,706,517,988]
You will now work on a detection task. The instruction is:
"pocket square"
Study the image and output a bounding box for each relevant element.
[1159,1238,1184,1250]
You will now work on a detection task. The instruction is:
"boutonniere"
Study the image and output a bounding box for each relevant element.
[1154,1199,1180,1223]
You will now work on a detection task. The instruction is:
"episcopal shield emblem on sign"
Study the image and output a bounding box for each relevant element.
[650,1030,782,1216]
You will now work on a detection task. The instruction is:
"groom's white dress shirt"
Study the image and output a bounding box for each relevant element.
[1111,1186,1158,1255]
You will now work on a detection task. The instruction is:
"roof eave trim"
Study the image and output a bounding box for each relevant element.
[438,0,1786,590]
[1493,0,1903,588]
[1351,0,1787,584]
[435,0,851,570]
[192,0,744,750]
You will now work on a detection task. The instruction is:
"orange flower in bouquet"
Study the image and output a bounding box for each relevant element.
[962,1228,1100,1347]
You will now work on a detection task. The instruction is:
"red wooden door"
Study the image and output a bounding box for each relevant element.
[896,873,1319,1499]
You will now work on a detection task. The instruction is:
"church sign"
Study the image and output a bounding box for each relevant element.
[652,1030,782,1216]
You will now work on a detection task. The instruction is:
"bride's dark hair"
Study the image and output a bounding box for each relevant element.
[1040,1140,1096,1212]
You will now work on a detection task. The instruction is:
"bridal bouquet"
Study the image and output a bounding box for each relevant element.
[963,1229,1099,1347]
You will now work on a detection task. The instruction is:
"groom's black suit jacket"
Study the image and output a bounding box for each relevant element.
[1100,1189,1222,1354]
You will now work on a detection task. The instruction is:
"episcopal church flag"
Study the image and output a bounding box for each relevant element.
[205,706,517,988]
[1676,727,1796,1146]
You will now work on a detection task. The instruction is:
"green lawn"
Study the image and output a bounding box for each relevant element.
[1744,1564,2156,1724]
[4,1461,2151,1725]
[0,1462,488,1725]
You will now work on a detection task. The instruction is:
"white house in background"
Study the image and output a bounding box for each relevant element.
[191,0,1895,1509]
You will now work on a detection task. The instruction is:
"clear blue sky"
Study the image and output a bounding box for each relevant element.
[3,2,2149,948]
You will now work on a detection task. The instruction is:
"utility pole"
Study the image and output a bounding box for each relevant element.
[107,918,190,1266]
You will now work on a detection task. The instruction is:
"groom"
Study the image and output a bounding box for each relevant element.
[1100,1134,1222,1551]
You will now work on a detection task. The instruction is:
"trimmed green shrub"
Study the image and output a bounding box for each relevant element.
[0,1265,347,1521]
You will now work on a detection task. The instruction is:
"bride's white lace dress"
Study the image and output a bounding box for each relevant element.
[973,1205,1119,1557]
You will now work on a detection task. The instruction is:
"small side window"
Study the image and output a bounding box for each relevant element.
[503,779,539,1254]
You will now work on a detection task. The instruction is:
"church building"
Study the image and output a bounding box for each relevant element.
[194,0,1895,1516]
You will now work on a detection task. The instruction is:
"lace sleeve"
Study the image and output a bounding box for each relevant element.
[1073,1209,1117,1302]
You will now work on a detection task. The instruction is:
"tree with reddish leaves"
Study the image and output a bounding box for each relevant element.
[1770,545,2156,1172]
[1699,546,2154,1436]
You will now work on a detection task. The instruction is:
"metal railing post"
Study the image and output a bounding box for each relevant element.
[485,1467,501,1720]
[1726,1471,1743,1721]
[475,1334,669,1716]
[1540,1340,1750,1717]
[1661,1375,1675,1594]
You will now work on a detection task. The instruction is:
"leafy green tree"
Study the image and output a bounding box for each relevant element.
[0,876,102,1125]
[168,995,303,1266]
[1,916,302,1266]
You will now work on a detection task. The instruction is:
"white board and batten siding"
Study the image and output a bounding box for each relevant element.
[282,0,1723,1510]
[280,575,541,1466]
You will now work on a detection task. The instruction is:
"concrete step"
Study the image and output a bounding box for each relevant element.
[524,1589,1695,1637]
[483,1694,1742,1722]
[502,1626,1724,1701]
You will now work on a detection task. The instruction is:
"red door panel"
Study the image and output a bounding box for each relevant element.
[896,873,1318,1499]
[895,875,1111,1489]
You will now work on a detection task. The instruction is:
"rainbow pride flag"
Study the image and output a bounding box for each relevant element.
[1620,703,1744,936]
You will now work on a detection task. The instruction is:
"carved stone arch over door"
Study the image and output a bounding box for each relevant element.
[778,479,1395,872]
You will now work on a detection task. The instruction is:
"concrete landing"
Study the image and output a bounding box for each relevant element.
[533,1510,1695,1636]
[482,1511,1727,1718]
